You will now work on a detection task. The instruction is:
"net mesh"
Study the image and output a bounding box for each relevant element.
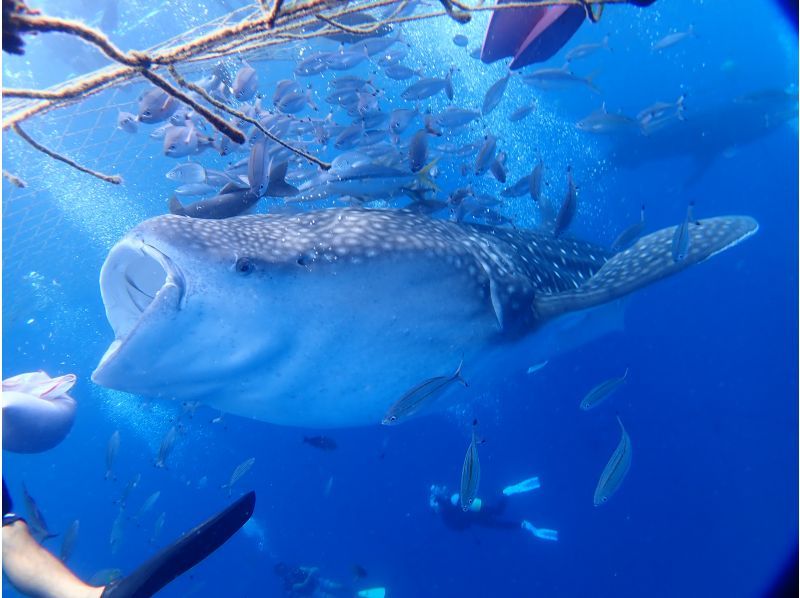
[1,0,614,315]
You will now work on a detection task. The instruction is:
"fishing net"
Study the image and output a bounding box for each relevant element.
[1,0,618,317]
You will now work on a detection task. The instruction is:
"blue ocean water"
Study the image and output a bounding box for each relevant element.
[2,1,797,597]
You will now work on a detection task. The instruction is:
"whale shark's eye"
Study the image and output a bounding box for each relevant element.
[235,257,255,275]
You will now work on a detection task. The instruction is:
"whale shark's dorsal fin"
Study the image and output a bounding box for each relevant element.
[533,216,758,321]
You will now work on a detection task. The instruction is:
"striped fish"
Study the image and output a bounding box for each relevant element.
[382,361,467,425]
[671,202,694,263]
[154,426,178,468]
[222,457,255,496]
[580,369,629,411]
[60,520,79,563]
[593,416,632,506]
[460,420,481,511]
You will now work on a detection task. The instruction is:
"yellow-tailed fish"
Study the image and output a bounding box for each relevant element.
[580,368,629,411]
[460,420,481,511]
[593,415,632,506]
[382,361,467,425]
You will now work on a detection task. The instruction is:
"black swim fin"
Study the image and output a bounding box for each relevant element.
[101,491,255,597]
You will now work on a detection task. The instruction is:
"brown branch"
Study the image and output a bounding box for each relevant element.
[315,13,382,35]
[262,0,286,27]
[137,68,246,144]
[167,65,331,170]
[437,0,471,23]
[12,124,123,184]
[7,13,152,67]
[2,169,27,188]
[2,67,133,100]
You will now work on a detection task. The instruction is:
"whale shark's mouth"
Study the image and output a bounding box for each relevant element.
[95,237,185,371]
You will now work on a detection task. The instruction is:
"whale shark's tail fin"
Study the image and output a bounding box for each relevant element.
[533,216,758,321]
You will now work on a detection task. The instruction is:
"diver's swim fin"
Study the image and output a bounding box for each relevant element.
[101,491,255,597]
[533,216,758,321]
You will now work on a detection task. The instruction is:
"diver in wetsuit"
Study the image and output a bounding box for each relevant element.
[2,370,256,598]
[428,480,559,541]
[428,485,518,532]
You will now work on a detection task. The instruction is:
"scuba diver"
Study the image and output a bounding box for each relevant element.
[2,370,256,597]
[428,476,559,541]
[273,562,386,598]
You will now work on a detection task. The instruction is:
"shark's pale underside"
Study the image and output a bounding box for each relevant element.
[92,208,757,427]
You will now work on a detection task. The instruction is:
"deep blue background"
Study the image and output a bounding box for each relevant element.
[2,1,797,597]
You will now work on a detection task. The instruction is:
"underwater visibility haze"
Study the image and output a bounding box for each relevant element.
[1,0,798,596]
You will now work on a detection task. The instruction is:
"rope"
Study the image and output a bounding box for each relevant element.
[12,124,123,185]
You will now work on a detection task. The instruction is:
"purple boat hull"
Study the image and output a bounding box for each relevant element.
[480,1,586,70]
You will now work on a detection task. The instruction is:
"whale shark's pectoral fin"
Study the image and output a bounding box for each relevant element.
[533,215,758,321]
[489,274,537,337]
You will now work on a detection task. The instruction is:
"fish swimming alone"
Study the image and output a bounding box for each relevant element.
[92,207,757,428]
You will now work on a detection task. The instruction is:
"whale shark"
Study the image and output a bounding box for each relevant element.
[611,89,798,186]
[92,208,757,428]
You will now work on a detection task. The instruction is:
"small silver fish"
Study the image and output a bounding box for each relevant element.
[221,457,256,496]
[434,106,480,129]
[138,87,178,124]
[389,108,418,134]
[166,162,206,184]
[522,65,599,93]
[382,361,467,425]
[401,70,453,101]
[408,129,428,173]
[116,473,141,508]
[611,206,646,253]
[151,512,165,544]
[482,73,511,116]
[526,360,549,374]
[117,111,138,133]
[637,95,686,134]
[652,25,695,52]
[593,416,632,506]
[136,491,161,522]
[508,104,534,122]
[21,483,57,542]
[672,202,694,263]
[384,64,420,80]
[231,62,258,101]
[60,520,79,563]
[248,137,267,196]
[163,122,200,158]
[489,151,507,183]
[155,426,178,468]
[501,175,532,198]
[105,430,120,481]
[565,34,611,62]
[553,165,576,237]
[580,369,629,411]
[576,104,640,135]
[530,158,544,202]
[110,508,125,554]
[460,420,481,511]
[175,183,217,197]
[474,135,498,176]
